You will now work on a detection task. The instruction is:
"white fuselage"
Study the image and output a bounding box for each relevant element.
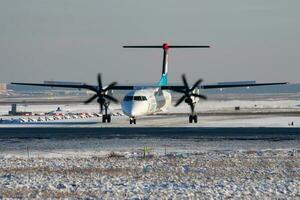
[121,88,172,117]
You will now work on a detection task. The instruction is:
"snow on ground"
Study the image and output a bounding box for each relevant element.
[0,149,299,199]
[167,99,300,113]
[1,96,300,127]
[0,132,299,198]
[1,114,300,128]
[0,103,118,116]
[1,94,300,128]
[2,98,300,115]
[1,137,300,158]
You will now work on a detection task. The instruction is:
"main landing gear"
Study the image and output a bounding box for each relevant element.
[171,74,207,124]
[83,74,119,124]
[189,114,198,123]
[186,100,198,123]
[102,102,111,123]
[129,117,136,124]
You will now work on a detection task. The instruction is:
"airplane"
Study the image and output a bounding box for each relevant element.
[12,43,288,124]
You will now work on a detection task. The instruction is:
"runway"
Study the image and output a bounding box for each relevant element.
[0,127,300,140]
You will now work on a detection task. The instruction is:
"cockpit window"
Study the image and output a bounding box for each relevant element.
[123,96,147,101]
[134,96,147,101]
[123,96,133,101]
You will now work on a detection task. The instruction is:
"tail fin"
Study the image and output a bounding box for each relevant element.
[158,43,169,86]
[158,74,168,86]
[123,43,210,87]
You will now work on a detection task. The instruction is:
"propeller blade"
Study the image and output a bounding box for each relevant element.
[84,94,97,104]
[175,95,186,107]
[103,81,118,92]
[190,79,203,91]
[97,73,102,90]
[192,93,207,100]
[182,74,189,89]
[85,85,98,93]
[104,95,118,103]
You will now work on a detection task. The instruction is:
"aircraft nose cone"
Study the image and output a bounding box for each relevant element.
[122,102,148,117]
[130,105,142,116]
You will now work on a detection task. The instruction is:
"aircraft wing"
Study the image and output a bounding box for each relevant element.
[160,86,186,91]
[12,82,97,91]
[12,81,287,92]
[200,82,288,89]
[161,82,287,91]
[110,85,134,90]
[11,82,134,91]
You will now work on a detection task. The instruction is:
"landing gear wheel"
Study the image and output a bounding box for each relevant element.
[189,115,198,123]
[189,115,193,123]
[194,115,198,123]
[130,117,136,124]
[102,114,112,123]
[107,115,111,123]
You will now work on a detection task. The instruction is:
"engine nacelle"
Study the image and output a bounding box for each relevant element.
[191,88,201,104]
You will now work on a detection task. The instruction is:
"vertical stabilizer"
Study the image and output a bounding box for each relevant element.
[158,74,168,86]
[158,43,169,86]
[123,43,210,87]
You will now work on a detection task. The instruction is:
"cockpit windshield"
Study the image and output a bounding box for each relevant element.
[123,96,147,101]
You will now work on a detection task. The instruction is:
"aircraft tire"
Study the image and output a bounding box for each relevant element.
[194,115,198,123]
[189,115,193,123]
[133,118,136,124]
[107,115,111,123]
[102,115,106,123]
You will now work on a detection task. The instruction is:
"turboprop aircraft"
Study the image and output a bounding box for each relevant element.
[12,43,287,124]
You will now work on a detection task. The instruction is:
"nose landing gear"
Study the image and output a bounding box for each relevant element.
[129,117,136,124]
[189,114,198,123]
[102,114,111,123]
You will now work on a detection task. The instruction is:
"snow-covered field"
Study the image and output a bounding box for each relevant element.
[1,93,300,127]
[0,149,299,199]
[1,136,300,198]
[1,96,300,116]
[1,114,300,128]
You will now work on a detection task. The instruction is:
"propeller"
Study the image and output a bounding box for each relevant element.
[84,74,118,113]
[173,74,207,114]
